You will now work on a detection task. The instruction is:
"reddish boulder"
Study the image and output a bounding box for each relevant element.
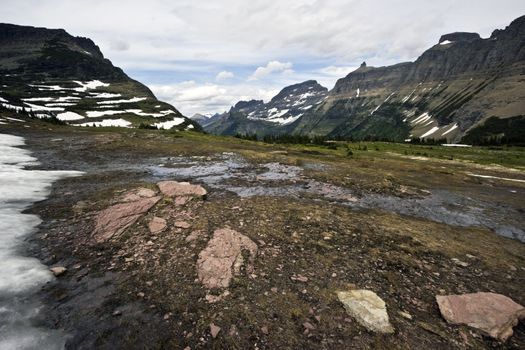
[436,292,525,341]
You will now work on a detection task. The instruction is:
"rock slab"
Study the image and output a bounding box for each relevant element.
[93,191,161,243]
[436,292,525,341]
[337,289,394,334]
[157,181,207,198]
[197,228,257,289]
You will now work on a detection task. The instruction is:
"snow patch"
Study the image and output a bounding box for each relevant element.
[88,92,122,99]
[56,112,84,121]
[97,97,147,105]
[79,118,131,128]
[441,123,458,136]
[420,126,440,138]
[154,117,186,130]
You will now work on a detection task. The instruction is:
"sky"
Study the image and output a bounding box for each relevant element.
[2,1,524,116]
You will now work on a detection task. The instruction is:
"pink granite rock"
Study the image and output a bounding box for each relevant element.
[436,292,525,341]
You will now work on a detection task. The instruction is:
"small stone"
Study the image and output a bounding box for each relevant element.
[398,311,413,320]
[137,292,145,298]
[210,323,221,338]
[451,258,469,267]
[261,326,269,335]
[112,310,122,316]
[186,231,201,242]
[148,217,167,234]
[303,322,315,330]
[174,221,191,229]
[292,274,308,282]
[50,266,67,277]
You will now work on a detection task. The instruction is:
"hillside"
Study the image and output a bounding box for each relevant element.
[206,16,525,143]
[0,23,198,130]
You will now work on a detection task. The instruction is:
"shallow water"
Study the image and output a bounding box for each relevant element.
[149,152,525,242]
[0,134,82,350]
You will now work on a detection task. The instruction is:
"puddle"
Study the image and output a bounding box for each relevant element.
[148,152,525,243]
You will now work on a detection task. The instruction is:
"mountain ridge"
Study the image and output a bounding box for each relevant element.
[204,15,525,143]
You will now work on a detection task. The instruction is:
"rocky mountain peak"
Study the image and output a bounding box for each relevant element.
[438,32,481,44]
[270,80,327,104]
[233,100,264,111]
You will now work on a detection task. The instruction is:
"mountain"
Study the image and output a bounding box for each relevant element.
[0,23,199,130]
[190,113,221,128]
[205,16,525,143]
[205,80,328,136]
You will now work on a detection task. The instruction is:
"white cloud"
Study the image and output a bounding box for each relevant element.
[248,61,294,81]
[109,40,130,52]
[216,71,234,81]
[318,66,358,78]
[150,81,278,116]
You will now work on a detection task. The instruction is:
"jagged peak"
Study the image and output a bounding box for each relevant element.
[438,32,480,44]
[234,99,264,109]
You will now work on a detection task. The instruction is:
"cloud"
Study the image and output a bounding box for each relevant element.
[150,80,278,116]
[317,66,358,78]
[109,40,130,52]
[248,61,294,81]
[215,70,234,81]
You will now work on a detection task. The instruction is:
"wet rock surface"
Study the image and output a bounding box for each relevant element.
[436,292,525,341]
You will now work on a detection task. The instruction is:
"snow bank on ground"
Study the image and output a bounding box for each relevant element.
[154,117,185,129]
[79,118,131,127]
[0,133,82,350]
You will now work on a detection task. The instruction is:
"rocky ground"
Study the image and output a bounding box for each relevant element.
[2,118,525,349]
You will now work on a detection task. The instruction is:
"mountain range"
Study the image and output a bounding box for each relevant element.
[0,23,199,130]
[202,16,525,143]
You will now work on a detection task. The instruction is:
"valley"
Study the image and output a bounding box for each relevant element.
[1,117,524,349]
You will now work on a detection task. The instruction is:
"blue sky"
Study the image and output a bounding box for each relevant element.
[2,0,525,115]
